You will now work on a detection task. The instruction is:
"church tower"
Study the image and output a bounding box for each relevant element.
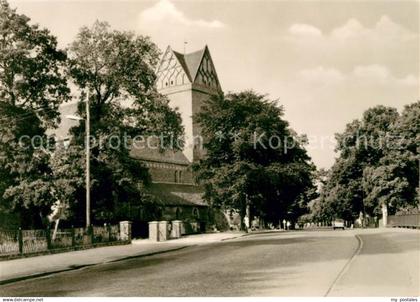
[156,45,222,163]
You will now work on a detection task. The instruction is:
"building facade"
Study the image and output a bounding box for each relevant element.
[54,45,224,237]
[130,45,223,236]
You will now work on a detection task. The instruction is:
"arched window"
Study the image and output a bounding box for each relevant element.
[192,208,199,218]
[174,170,182,183]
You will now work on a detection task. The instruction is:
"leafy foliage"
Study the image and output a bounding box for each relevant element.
[63,21,183,224]
[0,0,69,227]
[317,102,419,221]
[195,91,316,226]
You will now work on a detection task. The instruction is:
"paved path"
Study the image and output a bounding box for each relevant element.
[0,228,418,296]
[0,232,243,284]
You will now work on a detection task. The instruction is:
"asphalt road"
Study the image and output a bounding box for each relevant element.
[1,228,419,296]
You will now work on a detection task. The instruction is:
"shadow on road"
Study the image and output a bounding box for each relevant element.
[1,229,418,296]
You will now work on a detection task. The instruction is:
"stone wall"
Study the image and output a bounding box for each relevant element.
[387,214,420,228]
[148,220,203,241]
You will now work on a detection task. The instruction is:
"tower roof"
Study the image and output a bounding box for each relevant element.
[173,47,206,82]
[156,45,221,92]
[172,50,193,81]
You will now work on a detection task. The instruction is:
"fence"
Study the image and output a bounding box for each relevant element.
[181,221,200,235]
[0,223,127,257]
[387,214,420,228]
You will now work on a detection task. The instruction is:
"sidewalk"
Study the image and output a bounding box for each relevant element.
[0,231,244,285]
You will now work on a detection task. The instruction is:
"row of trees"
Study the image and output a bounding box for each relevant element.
[0,1,182,228]
[312,102,419,223]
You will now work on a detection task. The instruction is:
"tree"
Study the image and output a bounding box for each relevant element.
[318,106,398,222]
[63,21,183,224]
[319,103,419,222]
[0,0,69,228]
[392,101,420,207]
[195,91,315,228]
[47,145,85,226]
[363,101,420,214]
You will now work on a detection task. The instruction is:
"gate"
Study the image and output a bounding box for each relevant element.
[131,221,149,239]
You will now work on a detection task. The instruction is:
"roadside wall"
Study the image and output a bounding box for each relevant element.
[387,214,420,228]
[0,222,130,259]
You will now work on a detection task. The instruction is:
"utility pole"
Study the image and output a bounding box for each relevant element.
[65,91,91,228]
[362,176,366,228]
[85,92,91,227]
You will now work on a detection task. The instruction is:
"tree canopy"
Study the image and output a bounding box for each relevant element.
[317,102,419,222]
[0,0,69,227]
[195,91,316,227]
[61,21,183,225]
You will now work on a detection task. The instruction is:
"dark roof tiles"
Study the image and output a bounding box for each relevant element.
[148,182,207,207]
[172,47,207,83]
[130,143,190,165]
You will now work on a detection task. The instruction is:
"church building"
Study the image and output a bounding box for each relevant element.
[130,45,223,235]
[54,45,224,237]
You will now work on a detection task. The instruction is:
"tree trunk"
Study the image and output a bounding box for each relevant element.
[52,219,60,240]
[240,206,246,231]
[245,203,250,232]
[381,203,388,227]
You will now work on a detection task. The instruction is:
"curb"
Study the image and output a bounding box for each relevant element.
[241,230,288,237]
[105,245,192,263]
[220,233,247,241]
[0,245,191,286]
[0,233,246,286]
[0,240,131,262]
[324,234,363,296]
[220,230,289,241]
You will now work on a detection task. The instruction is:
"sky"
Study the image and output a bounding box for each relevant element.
[9,0,420,169]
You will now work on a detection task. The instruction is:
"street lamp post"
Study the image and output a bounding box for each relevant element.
[85,94,90,227]
[66,93,90,228]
